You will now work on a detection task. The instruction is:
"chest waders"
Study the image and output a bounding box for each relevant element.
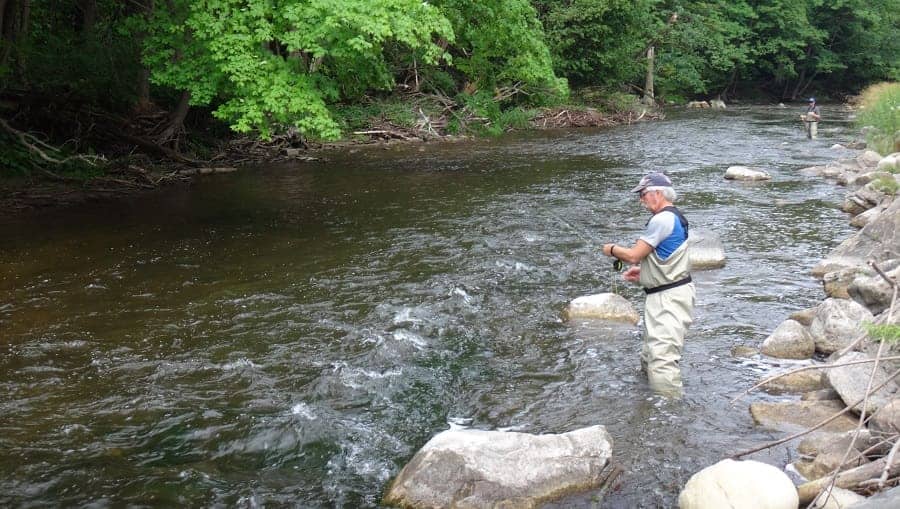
[805,106,819,139]
[638,206,696,397]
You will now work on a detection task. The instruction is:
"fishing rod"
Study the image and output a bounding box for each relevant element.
[539,207,626,291]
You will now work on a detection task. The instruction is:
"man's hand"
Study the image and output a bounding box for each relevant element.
[623,266,640,282]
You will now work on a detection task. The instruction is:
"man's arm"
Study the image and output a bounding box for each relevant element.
[603,239,654,265]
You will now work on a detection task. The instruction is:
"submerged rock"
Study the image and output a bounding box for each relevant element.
[749,400,858,433]
[383,425,614,509]
[678,459,798,509]
[563,293,639,324]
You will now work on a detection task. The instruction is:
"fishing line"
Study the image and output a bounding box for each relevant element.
[539,207,625,295]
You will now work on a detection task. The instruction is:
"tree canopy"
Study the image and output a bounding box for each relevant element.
[1,0,897,142]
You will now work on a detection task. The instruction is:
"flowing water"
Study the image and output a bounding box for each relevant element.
[1,105,859,507]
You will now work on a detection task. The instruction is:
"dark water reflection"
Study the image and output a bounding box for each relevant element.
[1,105,859,507]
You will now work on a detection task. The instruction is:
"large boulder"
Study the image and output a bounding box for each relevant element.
[724,166,772,181]
[761,319,815,359]
[688,229,726,269]
[870,398,900,435]
[709,99,726,109]
[563,293,639,324]
[383,426,614,509]
[687,100,710,108]
[826,351,900,415]
[808,298,874,354]
[814,197,900,276]
[678,459,798,509]
[859,150,883,167]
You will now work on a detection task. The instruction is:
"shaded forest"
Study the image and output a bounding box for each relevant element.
[0,0,897,187]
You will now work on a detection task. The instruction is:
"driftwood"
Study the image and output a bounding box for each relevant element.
[798,457,900,504]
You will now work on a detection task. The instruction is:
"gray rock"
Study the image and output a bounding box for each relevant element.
[809,298,875,354]
[795,438,869,481]
[750,400,858,433]
[732,345,759,358]
[790,307,818,326]
[823,267,870,299]
[761,320,815,359]
[383,426,614,509]
[848,260,900,315]
[802,388,842,401]
[688,229,726,269]
[709,99,726,109]
[849,204,886,229]
[842,484,900,508]
[761,368,828,394]
[563,293,639,324]
[859,150,883,167]
[813,197,900,276]
[809,486,866,508]
[826,351,900,414]
[869,399,900,435]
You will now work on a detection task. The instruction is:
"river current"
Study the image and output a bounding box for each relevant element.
[0,105,858,507]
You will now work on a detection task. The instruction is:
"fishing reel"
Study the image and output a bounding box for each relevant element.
[612,258,624,271]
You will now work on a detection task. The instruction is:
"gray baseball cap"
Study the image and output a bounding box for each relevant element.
[631,172,673,193]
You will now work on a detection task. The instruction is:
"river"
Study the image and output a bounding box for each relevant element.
[0,105,858,507]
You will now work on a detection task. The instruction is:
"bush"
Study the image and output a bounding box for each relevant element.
[872,174,899,196]
[856,82,900,155]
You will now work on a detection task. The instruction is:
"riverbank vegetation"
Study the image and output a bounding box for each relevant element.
[0,0,898,205]
[856,82,900,156]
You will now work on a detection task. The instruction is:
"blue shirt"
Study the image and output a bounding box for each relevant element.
[640,210,688,260]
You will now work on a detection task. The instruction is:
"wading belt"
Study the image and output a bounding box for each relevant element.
[644,275,692,295]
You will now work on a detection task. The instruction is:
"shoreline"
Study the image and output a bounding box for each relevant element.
[0,105,662,216]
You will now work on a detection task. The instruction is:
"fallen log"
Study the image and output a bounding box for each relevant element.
[177,167,238,176]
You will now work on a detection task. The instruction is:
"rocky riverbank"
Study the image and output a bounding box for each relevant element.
[709,144,900,508]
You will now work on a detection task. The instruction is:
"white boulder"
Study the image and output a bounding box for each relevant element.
[564,293,639,324]
[724,166,772,181]
[678,459,798,509]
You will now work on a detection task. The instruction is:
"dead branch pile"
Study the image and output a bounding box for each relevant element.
[531,107,662,128]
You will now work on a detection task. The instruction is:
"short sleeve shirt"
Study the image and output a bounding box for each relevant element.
[640,210,687,260]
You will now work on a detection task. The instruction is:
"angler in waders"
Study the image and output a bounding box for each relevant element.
[801,97,821,139]
[601,172,695,398]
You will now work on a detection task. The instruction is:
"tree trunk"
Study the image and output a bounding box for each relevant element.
[642,45,655,106]
[1,0,29,79]
[156,89,191,149]
[78,0,96,32]
[132,0,154,111]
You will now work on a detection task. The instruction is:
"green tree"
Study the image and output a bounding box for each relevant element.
[653,1,756,100]
[534,0,654,89]
[434,0,567,103]
[138,0,454,140]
